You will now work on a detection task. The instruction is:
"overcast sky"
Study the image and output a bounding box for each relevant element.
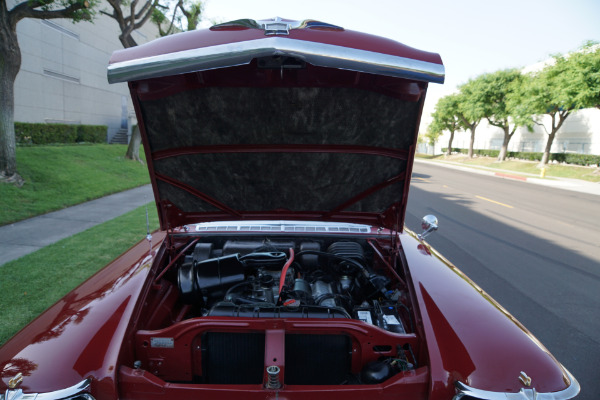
[199,0,600,116]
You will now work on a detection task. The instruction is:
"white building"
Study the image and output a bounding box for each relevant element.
[12,1,161,142]
[432,108,600,155]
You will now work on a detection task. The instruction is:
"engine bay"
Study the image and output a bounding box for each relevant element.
[177,238,410,332]
[129,233,425,387]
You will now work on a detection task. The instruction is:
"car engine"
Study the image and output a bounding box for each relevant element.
[176,239,409,334]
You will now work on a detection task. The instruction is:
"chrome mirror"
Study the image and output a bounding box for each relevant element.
[418,215,438,240]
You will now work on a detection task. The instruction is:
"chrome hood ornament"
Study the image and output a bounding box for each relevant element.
[519,371,532,387]
[7,374,22,390]
[4,373,24,400]
[211,17,344,36]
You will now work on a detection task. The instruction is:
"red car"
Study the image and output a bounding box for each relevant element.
[1,18,579,400]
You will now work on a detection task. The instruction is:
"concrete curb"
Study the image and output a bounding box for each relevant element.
[494,172,527,181]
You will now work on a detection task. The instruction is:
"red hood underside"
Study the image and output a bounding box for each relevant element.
[108,18,444,230]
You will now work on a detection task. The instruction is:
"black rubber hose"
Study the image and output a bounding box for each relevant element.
[294,250,369,277]
[224,280,254,298]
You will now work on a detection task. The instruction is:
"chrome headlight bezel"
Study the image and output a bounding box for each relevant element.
[1,378,94,400]
[453,367,580,400]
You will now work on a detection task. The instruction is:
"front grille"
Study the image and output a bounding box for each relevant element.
[201,332,265,384]
[285,334,352,385]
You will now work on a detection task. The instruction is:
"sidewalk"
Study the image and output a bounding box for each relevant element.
[0,185,153,266]
[415,158,600,196]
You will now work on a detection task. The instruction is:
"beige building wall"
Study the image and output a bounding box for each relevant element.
[12,0,160,142]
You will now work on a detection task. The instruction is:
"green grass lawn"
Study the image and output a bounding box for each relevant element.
[417,154,600,182]
[0,144,151,226]
[0,203,159,346]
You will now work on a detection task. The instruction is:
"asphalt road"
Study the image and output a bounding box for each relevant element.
[405,161,599,400]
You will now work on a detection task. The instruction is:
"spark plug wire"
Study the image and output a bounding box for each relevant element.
[278,248,295,295]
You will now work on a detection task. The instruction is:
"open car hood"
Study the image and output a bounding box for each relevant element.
[108,18,444,231]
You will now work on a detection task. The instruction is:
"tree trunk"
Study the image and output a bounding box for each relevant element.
[468,126,476,158]
[0,12,24,186]
[119,31,138,48]
[0,66,17,177]
[125,124,143,163]
[497,126,511,162]
[540,112,569,166]
[541,131,556,166]
[119,31,141,163]
[446,131,455,156]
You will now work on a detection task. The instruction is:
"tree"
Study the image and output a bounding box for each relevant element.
[477,69,533,162]
[0,0,95,185]
[102,0,157,49]
[522,47,593,166]
[424,126,441,150]
[430,94,461,156]
[456,79,485,158]
[101,0,160,163]
[567,41,600,110]
[152,0,203,36]
[103,0,203,162]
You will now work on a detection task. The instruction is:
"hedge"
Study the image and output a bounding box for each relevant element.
[76,125,107,143]
[441,148,600,166]
[15,122,107,145]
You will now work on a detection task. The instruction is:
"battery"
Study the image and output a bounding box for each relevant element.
[355,304,405,334]
[381,304,406,334]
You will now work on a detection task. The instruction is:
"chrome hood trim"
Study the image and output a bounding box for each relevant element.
[454,367,580,400]
[107,36,445,84]
[211,17,345,34]
[192,220,372,233]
